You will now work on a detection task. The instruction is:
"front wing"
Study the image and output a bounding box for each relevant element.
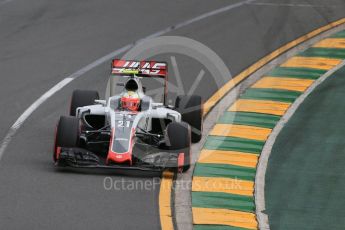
[56,147,182,172]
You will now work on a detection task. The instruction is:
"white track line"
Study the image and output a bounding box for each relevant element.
[249,2,336,8]
[255,60,345,230]
[0,0,256,161]
[0,78,73,157]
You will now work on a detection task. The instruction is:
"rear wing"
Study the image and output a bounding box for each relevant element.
[111,59,168,78]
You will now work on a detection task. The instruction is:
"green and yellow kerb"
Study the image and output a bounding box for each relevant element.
[192,29,345,230]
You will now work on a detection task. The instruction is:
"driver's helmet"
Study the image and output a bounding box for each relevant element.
[121,91,140,111]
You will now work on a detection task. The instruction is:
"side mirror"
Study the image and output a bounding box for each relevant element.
[95,100,106,106]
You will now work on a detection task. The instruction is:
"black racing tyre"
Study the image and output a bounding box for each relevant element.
[166,122,191,172]
[70,90,99,116]
[54,116,80,162]
[175,95,203,143]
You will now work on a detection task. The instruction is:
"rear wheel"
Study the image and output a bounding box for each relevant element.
[175,95,203,143]
[70,90,99,116]
[54,116,80,162]
[166,122,191,172]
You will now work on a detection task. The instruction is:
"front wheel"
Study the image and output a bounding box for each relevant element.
[54,116,80,162]
[166,122,191,172]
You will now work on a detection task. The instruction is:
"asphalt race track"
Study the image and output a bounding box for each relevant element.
[0,0,345,229]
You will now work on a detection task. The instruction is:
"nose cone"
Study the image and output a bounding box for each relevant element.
[106,151,132,165]
[106,127,135,165]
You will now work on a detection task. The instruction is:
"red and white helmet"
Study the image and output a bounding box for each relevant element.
[121,91,140,111]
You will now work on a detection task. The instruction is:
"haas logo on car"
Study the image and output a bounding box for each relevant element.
[112,59,167,77]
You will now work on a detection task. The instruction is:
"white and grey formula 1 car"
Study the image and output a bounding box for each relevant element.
[53,59,203,172]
